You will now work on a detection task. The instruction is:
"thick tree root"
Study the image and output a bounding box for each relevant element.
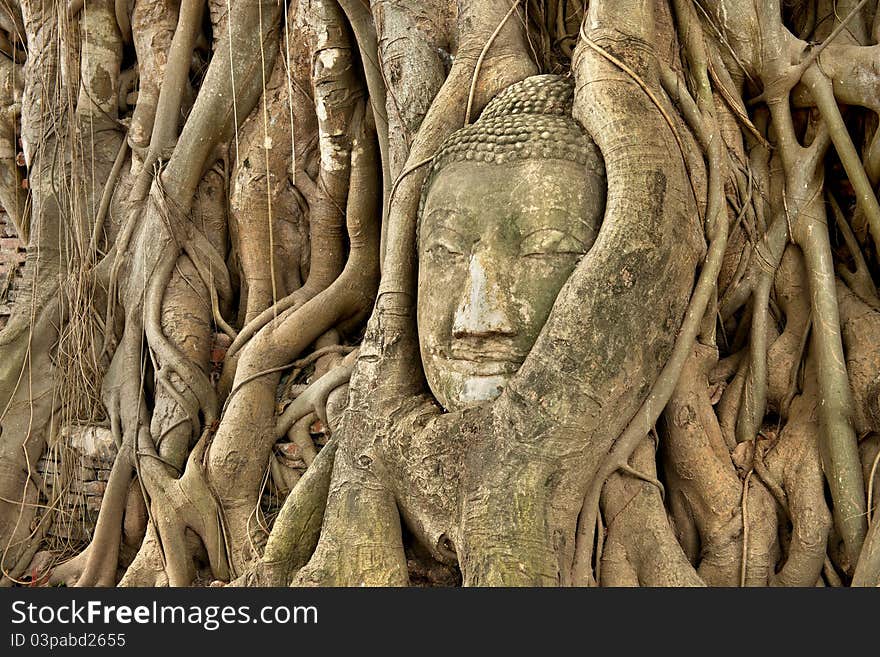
[600,437,705,586]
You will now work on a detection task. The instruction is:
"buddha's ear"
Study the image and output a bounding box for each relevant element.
[415,178,429,250]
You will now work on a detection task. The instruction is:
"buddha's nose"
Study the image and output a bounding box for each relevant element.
[452,253,516,339]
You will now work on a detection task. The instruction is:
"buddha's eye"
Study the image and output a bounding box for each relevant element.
[424,227,467,259]
[519,229,586,258]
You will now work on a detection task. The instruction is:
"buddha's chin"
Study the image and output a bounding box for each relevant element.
[442,373,508,411]
[424,356,518,410]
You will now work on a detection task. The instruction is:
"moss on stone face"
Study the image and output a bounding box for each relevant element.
[416,74,606,412]
[417,157,604,411]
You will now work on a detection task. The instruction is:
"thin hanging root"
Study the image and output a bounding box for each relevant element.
[740,469,753,587]
[617,464,665,500]
[465,0,524,125]
[144,246,218,427]
[869,449,880,528]
[582,34,697,202]
[803,65,880,255]
[855,438,880,583]
[855,509,880,586]
[46,548,90,587]
[706,49,769,149]
[829,193,880,308]
[184,240,237,339]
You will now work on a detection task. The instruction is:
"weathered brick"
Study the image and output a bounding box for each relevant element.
[275,442,300,459]
[79,455,112,470]
[82,480,107,496]
[64,425,117,462]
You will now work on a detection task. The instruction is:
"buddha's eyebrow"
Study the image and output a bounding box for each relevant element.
[518,204,579,216]
[422,208,469,231]
[424,207,464,221]
[520,228,587,249]
[420,219,469,244]
[518,206,598,231]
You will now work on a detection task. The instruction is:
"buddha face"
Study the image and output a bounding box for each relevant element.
[418,157,603,411]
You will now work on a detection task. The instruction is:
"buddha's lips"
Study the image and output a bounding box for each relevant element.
[434,344,525,361]
[440,358,521,376]
[430,344,525,375]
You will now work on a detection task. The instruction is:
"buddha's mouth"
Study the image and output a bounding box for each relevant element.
[444,343,525,361]
[426,343,526,376]
[437,354,523,376]
[429,343,524,375]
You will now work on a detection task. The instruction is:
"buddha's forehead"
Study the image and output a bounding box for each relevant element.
[421,159,598,238]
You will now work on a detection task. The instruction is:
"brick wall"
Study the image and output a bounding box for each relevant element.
[0,209,24,271]
[0,209,25,326]
[37,426,117,547]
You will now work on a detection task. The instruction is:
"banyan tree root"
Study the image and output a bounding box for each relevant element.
[661,343,776,586]
[228,437,338,587]
[599,436,704,587]
[7,0,880,589]
[205,53,382,575]
[837,278,880,583]
[292,0,706,587]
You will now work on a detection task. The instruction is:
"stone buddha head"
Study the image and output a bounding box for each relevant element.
[418,75,606,411]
